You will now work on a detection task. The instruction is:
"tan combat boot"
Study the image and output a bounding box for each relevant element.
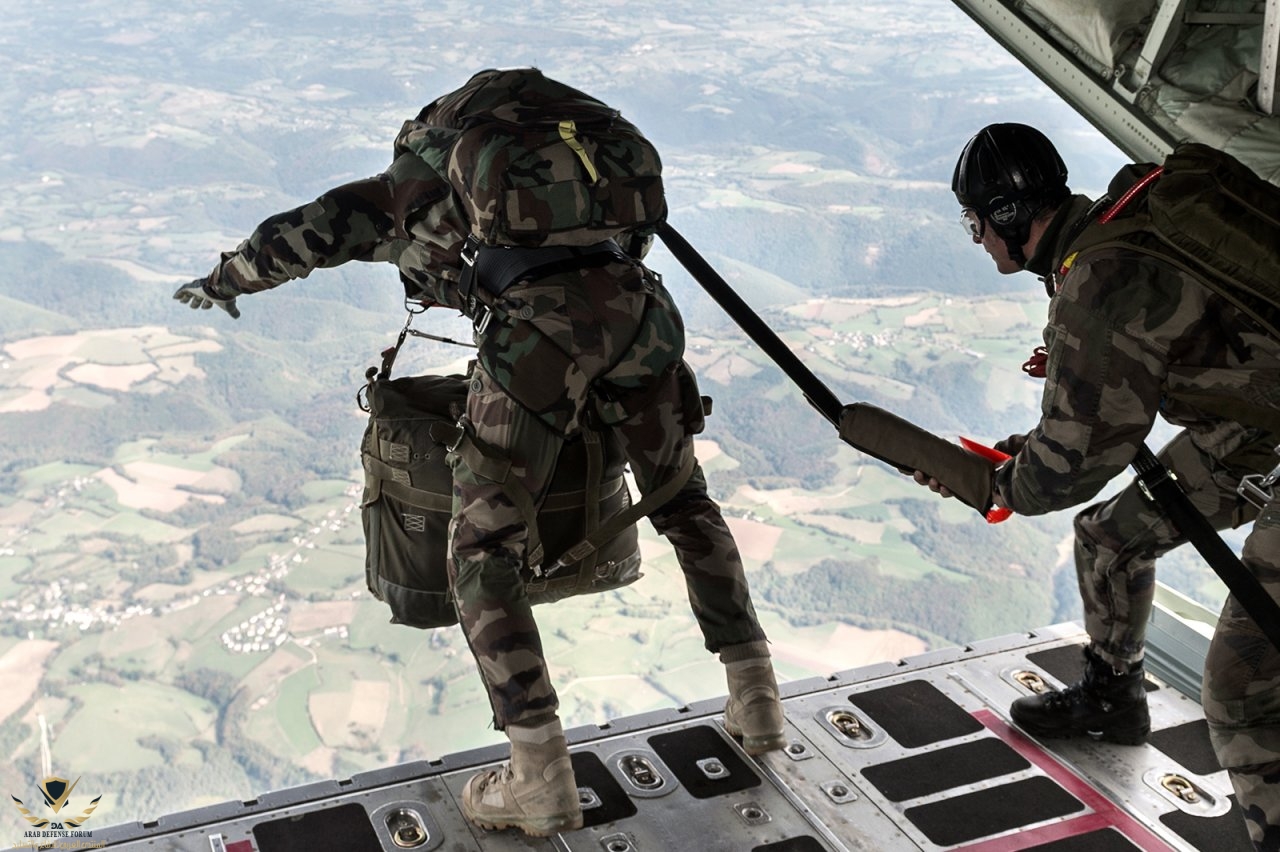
[461,716,583,837]
[720,640,787,755]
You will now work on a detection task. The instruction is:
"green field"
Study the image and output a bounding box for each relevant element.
[57,682,216,773]
[0,287,1085,823]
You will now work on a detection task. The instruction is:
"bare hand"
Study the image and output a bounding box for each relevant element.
[173,280,241,319]
[911,470,953,498]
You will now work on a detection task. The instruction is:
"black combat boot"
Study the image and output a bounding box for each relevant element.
[1010,646,1150,745]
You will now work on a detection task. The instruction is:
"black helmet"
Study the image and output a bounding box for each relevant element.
[952,123,1069,254]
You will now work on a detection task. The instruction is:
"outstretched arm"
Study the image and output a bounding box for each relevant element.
[174,176,398,317]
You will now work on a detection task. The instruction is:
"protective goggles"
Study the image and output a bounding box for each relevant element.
[960,207,985,239]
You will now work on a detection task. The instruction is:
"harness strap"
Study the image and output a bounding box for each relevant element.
[541,443,698,579]
[1132,443,1280,654]
[581,429,604,573]
[365,450,626,514]
[457,236,629,318]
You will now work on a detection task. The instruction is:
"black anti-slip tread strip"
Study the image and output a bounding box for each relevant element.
[647,724,760,799]
[1161,796,1253,851]
[1025,645,1158,692]
[848,679,983,748]
[572,750,638,827]
[751,837,826,851]
[1147,719,1223,777]
[904,776,1083,846]
[253,802,381,852]
[1024,828,1141,850]
[861,737,1030,802]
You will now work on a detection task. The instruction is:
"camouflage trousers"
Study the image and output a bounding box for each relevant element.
[1072,425,1271,670]
[446,268,766,730]
[1071,424,1280,849]
[1203,493,1280,852]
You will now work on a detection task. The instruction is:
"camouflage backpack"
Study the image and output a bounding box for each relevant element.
[1068,142,1280,340]
[395,67,665,254]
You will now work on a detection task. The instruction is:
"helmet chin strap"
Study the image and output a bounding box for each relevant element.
[1003,236,1026,267]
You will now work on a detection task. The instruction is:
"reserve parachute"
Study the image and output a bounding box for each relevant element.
[358,366,644,628]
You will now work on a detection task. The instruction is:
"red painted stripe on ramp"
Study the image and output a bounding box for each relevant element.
[944,709,1173,851]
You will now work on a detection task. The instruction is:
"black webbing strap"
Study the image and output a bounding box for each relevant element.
[1132,443,1280,652]
[656,221,844,426]
[457,236,628,316]
[541,445,697,579]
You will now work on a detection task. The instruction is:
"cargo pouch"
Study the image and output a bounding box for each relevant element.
[359,369,679,629]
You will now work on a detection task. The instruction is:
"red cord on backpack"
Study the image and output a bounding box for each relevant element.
[1098,166,1164,224]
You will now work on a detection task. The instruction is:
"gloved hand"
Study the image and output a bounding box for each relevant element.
[173,279,241,319]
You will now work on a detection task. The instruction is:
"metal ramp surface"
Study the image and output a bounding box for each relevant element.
[30,624,1248,852]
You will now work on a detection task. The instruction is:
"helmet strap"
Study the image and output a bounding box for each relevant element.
[1004,237,1026,267]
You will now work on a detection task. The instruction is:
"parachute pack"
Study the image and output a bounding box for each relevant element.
[394,67,665,279]
[1147,142,1280,339]
[1074,142,1280,340]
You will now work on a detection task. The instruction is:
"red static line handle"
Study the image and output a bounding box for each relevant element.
[959,437,1014,524]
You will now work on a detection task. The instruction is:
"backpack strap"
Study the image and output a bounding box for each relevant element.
[579,428,604,573]
[538,442,697,580]
[362,453,453,511]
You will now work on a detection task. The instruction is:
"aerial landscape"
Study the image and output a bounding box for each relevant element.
[0,0,1232,839]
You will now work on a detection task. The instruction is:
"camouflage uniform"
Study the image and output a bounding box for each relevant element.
[995,187,1280,849]
[197,134,766,731]
[453,262,764,727]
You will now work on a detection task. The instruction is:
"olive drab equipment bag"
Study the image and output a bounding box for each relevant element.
[1079,142,1280,340]
[358,366,643,629]
[396,67,665,252]
[1147,143,1280,339]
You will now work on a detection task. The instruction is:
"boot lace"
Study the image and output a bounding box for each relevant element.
[1041,681,1089,710]
[478,765,513,793]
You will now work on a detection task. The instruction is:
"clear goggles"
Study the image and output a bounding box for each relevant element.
[960,207,985,239]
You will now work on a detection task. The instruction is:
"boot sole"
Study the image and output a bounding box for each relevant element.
[466,812,584,838]
[1012,719,1150,746]
[723,719,788,755]
[740,731,788,755]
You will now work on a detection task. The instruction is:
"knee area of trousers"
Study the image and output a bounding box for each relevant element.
[451,557,526,602]
[1072,512,1105,552]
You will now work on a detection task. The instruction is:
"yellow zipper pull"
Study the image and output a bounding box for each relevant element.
[558,120,599,183]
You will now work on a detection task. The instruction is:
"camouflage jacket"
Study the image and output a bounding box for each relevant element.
[204,121,471,310]
[202,122,686,434]
[994,179,1280,516]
